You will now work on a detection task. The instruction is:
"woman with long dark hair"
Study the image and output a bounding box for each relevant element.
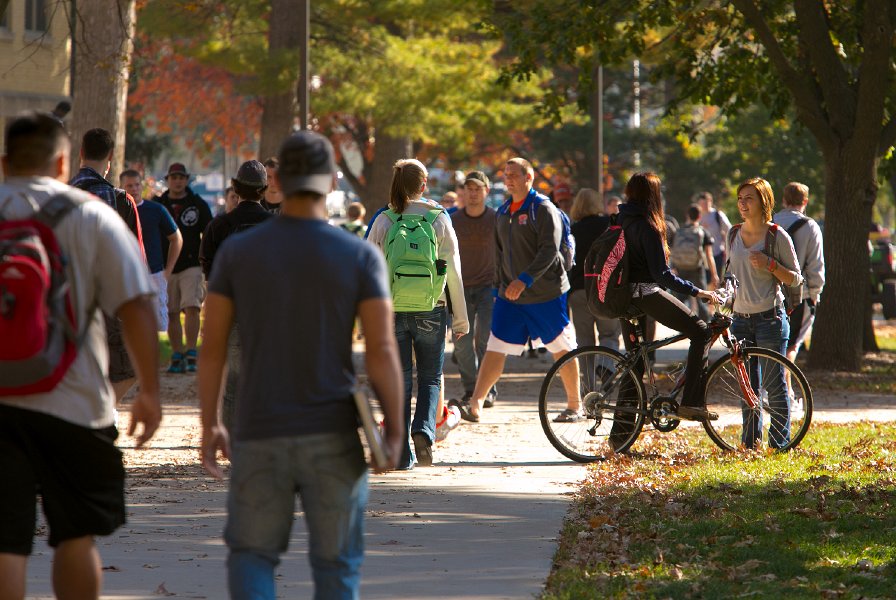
[616,172,719,422]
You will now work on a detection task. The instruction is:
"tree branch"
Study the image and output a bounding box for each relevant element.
[792,0,856,137]
[731,0,837,149]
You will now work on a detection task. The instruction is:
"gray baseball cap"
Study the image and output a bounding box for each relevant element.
[276,131,336,197]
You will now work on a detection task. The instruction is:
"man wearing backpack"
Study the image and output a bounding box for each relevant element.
[772,182,825,362]
[70,128,146,403]
[158,162,214,374]
[671,204,719,322]
[697,191,732,283]
[199,160,273,430]
[459,157,581,424]
[0,112,161,600]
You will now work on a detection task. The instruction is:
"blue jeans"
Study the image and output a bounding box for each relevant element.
[453,286,497,396]
[225,432,368,600]
[731,306,791,449]
[394,306,446,468]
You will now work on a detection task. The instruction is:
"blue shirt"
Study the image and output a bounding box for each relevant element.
[209,217,390,441]
[137,199,178,273]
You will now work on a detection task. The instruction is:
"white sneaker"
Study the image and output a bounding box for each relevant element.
[435,405,461,442]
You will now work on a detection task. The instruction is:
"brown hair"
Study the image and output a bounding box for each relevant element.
[737,177,775,222]
[624,172,669,258]
[389,158,427,213]
[782,182,808,207]
[506,157,534,180]
[346,201,365,221]
[570,187,602,221]
[686,203,702,222]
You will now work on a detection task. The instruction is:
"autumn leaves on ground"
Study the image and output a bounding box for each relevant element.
[543,423,896,599]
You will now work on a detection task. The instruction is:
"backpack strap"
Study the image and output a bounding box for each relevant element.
[35,193,84,229]
[764,223,779,261]
[724,223,743,274]
[36,193,95,345]
[383,208,401,224]
[786,216,809,237]
[423,207,444,226]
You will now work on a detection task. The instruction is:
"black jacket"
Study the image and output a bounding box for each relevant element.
[617,203,698,297]
[569,214,612,291]
[199,201,273,277]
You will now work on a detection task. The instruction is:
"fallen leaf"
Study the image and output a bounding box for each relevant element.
[589,515,610,529]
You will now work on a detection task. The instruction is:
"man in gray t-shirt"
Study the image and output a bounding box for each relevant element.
[198,131,403,598]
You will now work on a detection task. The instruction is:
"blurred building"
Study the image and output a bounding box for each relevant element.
[0,1,71,155]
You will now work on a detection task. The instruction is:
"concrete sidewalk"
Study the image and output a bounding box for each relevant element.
[21,337,896,599]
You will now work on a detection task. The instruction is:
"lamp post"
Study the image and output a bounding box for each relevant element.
[297,0,309,130]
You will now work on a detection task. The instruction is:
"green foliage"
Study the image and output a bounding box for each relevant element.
[546,423,896,599]
[135,0,545,167]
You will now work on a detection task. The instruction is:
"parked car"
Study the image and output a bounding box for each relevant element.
[870,238,896,319]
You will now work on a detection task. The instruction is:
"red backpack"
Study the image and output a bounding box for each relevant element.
[0,193,84,395]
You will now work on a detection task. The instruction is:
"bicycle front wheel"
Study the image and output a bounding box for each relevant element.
[703,347,813,452]
[539,346,646,462]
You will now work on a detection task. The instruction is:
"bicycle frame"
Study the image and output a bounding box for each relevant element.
[591,310,760,415]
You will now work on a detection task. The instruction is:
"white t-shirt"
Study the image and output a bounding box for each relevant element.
[0,177,155,428]
[699,208,732,257]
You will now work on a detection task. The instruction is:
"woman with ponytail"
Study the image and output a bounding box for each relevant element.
[367,159,468,469]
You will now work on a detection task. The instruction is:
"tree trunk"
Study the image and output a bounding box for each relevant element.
[356,133,412,219]
[807,150,878,371]
[258,0,301,161]
[69,0,136,184]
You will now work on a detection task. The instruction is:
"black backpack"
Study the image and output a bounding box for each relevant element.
[583,223,631,319]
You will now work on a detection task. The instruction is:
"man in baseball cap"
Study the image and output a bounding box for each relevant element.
[158,161,213,374]
[198,159,273,431]
[199,131,403,597]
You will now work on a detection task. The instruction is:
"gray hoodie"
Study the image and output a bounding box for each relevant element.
[494,189,569,304]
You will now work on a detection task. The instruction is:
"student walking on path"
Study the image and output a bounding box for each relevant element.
[459,157,580,424]
[199,131,404,599]
[450,171,498,407]
[158,163,213,374]
[0,112,161,600]
[567,187,622,352]
[367,158,469,469]
[772,182,825,364]
[120,169,183,332]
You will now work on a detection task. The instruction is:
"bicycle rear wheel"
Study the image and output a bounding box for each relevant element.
[703,347,813,452]
[539,346,646,462]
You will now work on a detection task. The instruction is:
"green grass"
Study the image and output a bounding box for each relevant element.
[544,423,896,599]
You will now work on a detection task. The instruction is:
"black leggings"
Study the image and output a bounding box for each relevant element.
[620,289,712,408]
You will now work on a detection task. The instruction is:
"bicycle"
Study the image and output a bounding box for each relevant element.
[539,275,813,462]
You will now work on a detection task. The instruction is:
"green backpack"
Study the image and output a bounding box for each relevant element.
[383,207,447,312]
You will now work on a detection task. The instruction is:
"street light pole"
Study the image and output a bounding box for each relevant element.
[298,0,309,130]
